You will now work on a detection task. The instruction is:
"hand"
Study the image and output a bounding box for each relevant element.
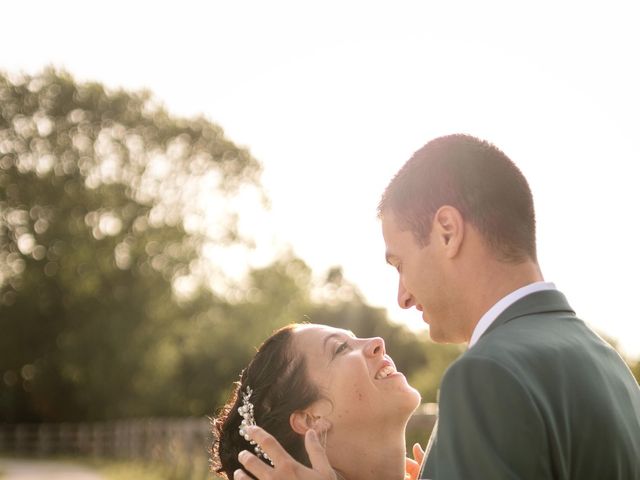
[405,443,425,480]
[235,426,337,480]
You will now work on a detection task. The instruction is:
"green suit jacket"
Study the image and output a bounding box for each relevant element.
[420,290,640,479]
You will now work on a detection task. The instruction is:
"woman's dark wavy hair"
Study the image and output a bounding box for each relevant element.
[211,324,322,479]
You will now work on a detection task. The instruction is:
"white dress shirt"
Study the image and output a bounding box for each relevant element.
[468,281,557,348]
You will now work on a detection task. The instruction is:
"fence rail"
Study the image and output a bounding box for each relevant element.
[0,417,211,456]
[0,417,212,478]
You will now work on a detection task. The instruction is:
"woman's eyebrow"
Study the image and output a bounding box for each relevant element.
[322,331,356,352]
[323,333,342,353]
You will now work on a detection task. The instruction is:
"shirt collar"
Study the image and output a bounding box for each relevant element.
[468,281,557,348]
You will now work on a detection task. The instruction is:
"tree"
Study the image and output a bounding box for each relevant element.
[0,68,263,422]
[172,253,316,416]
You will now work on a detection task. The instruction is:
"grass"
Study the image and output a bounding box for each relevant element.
[87,459,173,480]
[82,457,216,480]
[0,455,202,480]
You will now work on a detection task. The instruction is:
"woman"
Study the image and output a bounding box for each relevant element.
[211,323,423,480]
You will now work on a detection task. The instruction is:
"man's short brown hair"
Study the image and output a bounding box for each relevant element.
[378,134,537,262]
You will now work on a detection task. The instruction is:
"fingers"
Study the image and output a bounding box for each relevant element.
[405,456,420,480]
[244,425,290,466]
[233,468,254,480]
[238,450,273,479]
[412,442,425,464]
[305,429,333,474]
[239,425,336,480]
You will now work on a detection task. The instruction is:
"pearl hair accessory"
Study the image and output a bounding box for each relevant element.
[238,386,274,466]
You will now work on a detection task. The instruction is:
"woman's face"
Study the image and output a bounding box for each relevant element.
[292,324,421,432]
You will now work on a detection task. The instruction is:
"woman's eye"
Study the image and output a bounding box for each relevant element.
[335,341,350,355]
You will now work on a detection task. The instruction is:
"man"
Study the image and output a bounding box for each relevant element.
[237,134,640,479]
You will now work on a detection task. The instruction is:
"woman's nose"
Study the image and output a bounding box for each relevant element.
[364,337,385,357]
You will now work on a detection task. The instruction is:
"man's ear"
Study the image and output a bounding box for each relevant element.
[433,205,464,258]
[289,411,332,435]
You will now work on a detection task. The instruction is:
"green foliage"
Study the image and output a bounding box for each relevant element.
[0,68,262,422]
[169,254,315,416]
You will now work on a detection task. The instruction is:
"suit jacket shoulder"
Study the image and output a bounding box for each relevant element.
[421,290,640,480]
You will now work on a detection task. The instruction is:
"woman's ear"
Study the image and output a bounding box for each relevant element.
[289,410,311,435]
[289,411,332,435]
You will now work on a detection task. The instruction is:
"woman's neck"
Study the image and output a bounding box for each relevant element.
[327,421,408,480]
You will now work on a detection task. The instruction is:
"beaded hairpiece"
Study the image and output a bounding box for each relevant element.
[238,386,274,466]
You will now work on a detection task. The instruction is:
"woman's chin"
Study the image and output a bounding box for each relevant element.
[398,378,422,410]
[393,387,423,419]
[407,387,422,412]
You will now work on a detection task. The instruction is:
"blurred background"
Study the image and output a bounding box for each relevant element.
[1,1,639,479]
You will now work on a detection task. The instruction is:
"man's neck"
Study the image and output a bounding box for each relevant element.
[463,259,543,342]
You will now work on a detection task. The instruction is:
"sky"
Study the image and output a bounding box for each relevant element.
[3,1,639,359]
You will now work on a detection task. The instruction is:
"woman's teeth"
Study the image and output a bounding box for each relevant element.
[375,365,396,379]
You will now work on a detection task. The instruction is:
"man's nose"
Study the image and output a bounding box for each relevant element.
[397,278,416,309]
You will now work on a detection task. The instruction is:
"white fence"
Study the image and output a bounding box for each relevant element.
[0,417,212,479]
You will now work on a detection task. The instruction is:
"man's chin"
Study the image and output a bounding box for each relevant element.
[427,323,455,344]
[429,327,467,345]
[427,326,445,343]
[423,315,454,343]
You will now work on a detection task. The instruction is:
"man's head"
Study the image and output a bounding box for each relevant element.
[379,134,536,261]
[378,134,539,342]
